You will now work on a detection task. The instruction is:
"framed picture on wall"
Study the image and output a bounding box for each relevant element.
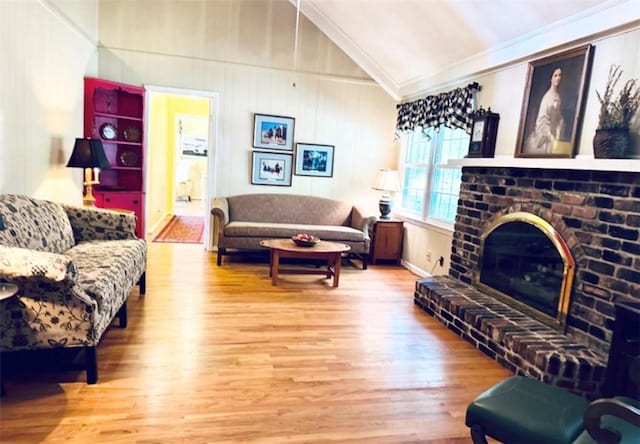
[294,143,335,177]
[177,115,209,157]
[251,151,293,186]
[180,135,208,157]
[252,113,295,151]
[515,44,593,158]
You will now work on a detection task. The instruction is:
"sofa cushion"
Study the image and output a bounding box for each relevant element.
[224,222,366,242]
[63,205,138,242]
[65,239,146,312]
[0,194,75,254]
[0,246,77,283]
[228,194,354,226]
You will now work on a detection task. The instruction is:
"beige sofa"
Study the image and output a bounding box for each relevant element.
[210,193,375,269]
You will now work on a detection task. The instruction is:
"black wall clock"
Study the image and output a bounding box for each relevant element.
[467,108,500,158]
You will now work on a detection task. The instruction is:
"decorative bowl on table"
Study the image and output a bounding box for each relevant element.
[292,233,320,247]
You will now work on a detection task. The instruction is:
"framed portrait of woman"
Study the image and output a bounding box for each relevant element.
[515,44,594,158]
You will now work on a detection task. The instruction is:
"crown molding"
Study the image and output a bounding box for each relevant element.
[296,0,402,100]
[295,0,640,102]
[399,0,640,99]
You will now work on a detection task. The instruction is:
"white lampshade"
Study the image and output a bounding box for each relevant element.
[372,169,400,220]
[372,169,400,194]
[32,165,83,205]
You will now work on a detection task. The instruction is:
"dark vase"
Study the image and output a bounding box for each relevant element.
[593,128,631,159]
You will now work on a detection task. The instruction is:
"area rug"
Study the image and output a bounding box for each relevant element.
[153,215,204,244]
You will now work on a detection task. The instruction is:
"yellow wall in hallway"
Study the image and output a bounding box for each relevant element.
[164,95,209,206]
[147,92,209,233]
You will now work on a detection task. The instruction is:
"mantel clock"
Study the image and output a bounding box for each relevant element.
[467,108,500,158]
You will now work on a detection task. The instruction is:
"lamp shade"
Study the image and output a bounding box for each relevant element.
[66,138,111,169]
[372,169,400,193]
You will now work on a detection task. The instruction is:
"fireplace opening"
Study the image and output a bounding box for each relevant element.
[476,212,575,331]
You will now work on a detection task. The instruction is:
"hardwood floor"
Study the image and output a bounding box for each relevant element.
[0,243,511,443]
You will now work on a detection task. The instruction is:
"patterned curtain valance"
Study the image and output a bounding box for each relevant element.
[396,85,476,136]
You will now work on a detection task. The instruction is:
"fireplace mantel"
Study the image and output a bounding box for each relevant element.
[448,156,640,172]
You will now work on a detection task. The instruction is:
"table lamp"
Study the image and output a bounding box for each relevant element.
[66,138,111,206]
[372,169,400,219]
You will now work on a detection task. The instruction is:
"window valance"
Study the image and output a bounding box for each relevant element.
[396,85,476,136]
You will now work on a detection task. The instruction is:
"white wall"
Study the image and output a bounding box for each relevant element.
[97,0,369,81]
[96,0,398,222]
[3,1,636,276]
[0,0,98,198]
[474,27,640,158]
[403,25,640,276]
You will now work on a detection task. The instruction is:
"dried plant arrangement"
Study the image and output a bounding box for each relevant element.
[595,64,640,130]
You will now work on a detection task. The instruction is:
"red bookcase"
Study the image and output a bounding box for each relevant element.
[84,77,145,238]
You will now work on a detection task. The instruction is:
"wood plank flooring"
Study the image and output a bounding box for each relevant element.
[0,243,511,443]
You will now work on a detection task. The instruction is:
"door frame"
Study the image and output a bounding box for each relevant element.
[144,85,220,250]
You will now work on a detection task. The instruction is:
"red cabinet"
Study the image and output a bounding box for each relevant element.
[94,192,144,239]
[84,77,145,238]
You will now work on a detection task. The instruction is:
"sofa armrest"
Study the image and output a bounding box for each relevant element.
[0,246,78,284]
[351,207,376,240]
[62,204,137,242]
[211,197,230,226]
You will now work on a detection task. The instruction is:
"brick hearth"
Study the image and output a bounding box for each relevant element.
[413,167,640,398]
[415,275,606,398]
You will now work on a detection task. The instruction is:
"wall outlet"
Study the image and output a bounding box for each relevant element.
[438,256,445,267]
[426,250,432,262]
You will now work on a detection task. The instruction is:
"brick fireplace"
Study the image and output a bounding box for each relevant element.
[414,167,640,398]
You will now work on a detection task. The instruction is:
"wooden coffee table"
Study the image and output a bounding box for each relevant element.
[259,239,351,287]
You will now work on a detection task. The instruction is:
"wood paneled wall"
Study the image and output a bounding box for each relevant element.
[96,0,400,233]
[403,26,640,275]
[2,0,638,276]
[0,0,98,197]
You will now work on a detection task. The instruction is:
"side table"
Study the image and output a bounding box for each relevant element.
[369,219,404,264]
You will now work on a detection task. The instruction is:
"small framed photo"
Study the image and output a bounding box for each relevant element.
[177,115,209,157]
[294,143,335,178]
[515,44,593,158]
[180,135,208,157]
[251,151,293,186]
[253,113,295,151]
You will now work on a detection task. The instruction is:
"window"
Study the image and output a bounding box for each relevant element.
[398,125,469,228]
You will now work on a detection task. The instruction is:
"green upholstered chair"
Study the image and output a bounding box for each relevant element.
[465,358,640,444]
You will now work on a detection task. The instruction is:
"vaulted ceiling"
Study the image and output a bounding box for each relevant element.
[295,0,640,100]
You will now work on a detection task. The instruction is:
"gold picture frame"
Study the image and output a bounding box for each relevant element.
[515,44,594,158]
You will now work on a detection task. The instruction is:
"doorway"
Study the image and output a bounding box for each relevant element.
[144,86,218,248]
[174,114,208,218]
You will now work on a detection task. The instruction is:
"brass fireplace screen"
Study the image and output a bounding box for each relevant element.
[475,212,575,331]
